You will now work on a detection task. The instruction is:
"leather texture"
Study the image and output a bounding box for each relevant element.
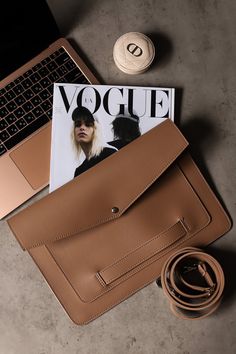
[7,119,231,325]
[161,247,225,319]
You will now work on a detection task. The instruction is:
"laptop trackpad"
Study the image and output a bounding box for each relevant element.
[9,125,51,190]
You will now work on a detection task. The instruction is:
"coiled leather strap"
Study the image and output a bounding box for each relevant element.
[161,247,225,319]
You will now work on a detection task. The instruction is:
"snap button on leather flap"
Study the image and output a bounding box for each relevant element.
[7,120,188,250]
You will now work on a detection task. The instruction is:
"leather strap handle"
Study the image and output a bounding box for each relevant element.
[161,247,225,319]
[98,220,187,286]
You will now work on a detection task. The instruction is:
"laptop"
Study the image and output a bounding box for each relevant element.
[0,0,98,219]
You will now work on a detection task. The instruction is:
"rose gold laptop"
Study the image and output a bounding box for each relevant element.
[0,1,98,219]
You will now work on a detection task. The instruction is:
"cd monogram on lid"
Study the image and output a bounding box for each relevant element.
[113,32,155,74]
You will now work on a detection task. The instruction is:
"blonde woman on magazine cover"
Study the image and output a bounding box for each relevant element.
[71,106,117,178]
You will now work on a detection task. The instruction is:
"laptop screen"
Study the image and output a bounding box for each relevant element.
[0,0,60,81]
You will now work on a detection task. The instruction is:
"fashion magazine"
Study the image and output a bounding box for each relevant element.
[49,84,175,192]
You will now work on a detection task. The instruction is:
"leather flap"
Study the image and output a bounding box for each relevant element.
[7,119,188,250]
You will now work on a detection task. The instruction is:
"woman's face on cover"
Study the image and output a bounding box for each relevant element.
[74,120,94,144]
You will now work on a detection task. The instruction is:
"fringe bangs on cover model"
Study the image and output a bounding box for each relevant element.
[71,119,104,160]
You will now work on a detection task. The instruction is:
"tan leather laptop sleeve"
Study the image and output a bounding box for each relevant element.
[7,119,231,324]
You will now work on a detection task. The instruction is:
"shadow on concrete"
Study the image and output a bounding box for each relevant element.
[181,117,231,217]
[67,37,104,84]
[47,0,99,35]
[149,32,174,69]
[173,87,183,127]
[206,245,236,311]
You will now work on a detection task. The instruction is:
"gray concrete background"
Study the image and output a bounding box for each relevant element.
[1,0,236,353]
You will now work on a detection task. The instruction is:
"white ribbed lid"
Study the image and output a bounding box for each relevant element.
[113,32,155,74]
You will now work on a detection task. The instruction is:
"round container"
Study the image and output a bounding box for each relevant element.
[113,32,155,74]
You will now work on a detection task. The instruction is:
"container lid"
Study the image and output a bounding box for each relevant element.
[113,32,155,74]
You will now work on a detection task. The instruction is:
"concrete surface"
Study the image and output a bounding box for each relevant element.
[1,0,236,353]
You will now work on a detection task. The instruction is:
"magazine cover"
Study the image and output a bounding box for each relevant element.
[50,84,175,192]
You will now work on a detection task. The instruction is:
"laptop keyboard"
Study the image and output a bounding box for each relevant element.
[0,47,89,157]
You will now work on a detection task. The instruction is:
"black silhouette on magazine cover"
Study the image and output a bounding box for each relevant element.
[108,114,141,150]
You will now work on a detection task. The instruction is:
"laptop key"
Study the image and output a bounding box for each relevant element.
[47,61,57,71]
[7,124,18,136]
[6,101,17,112]
[0,107,9,119]
[49,71,59,82]
[38,67,50,78]
[39,89,50,100]
[80,77,90,84]
[32,107,43,118]
[0,120,8,131]
[14,107,25,118]
[13,84,24,95]
[45,109,53,120]
[50,52,58,60]
[5,90,16,101]
[31,96,42,107]
[6,114,17,125]
[23,69,33,78]
[40,77,51,88]
[4,114,49,150]
[54,49,62,57]
[64,68,84,83]
[14,77,23,85]
[23,89,34,100]
[0,96,7,106]
[0,144,7,156]
[55,52,70,66]
[65,60,76,71]
[32,63,42,72]
[47,84,54,94]
[15,118,27,130]
[22,101,34,112]
[41,57,50,65]
[0,130,10,142]
[41,100,51,112]
[30,73,41,83]
[24,112,36,124]
[5,82,15,90]
[22,78,32,89]
[15,95,26,106]
[32,83,43,94]
[56,65,68,77]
